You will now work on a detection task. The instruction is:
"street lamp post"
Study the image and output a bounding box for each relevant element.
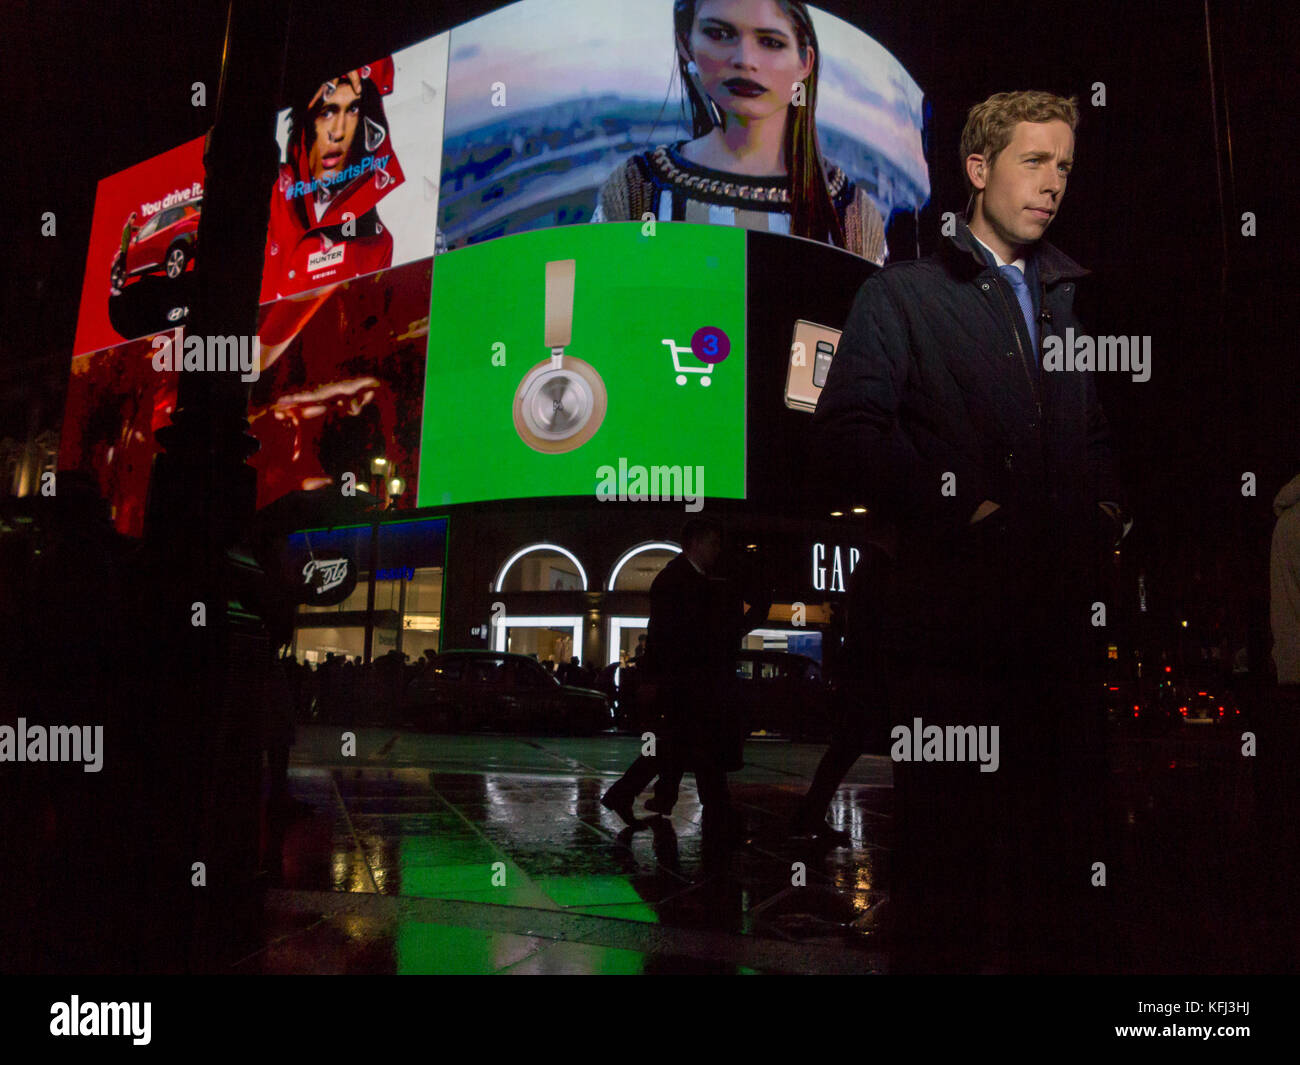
[138,0,291,973]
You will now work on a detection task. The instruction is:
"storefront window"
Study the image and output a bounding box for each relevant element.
[604,543,675,664]
[295,627,366,663]
[400,566,443,661]
[506,625,575,663]
[289,517,448,663]
[607,616,648,666]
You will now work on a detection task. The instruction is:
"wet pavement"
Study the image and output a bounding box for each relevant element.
[233,726,1297,974]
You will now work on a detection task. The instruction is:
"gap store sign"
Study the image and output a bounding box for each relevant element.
[812,541,861,593]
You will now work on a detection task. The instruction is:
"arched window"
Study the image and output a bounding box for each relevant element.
[495,543,588,592]
[607,541,679,592]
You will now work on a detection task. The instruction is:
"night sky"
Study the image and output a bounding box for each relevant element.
[8,0,1299,629]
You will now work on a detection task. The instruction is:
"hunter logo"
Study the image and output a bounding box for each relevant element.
[308,245,345,272]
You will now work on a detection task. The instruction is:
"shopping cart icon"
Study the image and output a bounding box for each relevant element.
[662,338,714,387]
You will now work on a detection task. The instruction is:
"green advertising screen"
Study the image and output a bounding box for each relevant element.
[419,222,746,506]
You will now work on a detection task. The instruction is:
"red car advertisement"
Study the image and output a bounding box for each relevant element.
[71,33,448,360]
[73,136,206,358]
[61,258,432,537]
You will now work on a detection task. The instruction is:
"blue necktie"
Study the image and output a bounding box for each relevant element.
[999,264,1038,366]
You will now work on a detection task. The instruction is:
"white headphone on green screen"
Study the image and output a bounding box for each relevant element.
[512,259,607,453]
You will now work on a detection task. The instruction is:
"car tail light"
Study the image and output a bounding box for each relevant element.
[1180,706,1187,715]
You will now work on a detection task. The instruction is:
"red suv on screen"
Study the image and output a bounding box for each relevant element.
[111,200,201,291]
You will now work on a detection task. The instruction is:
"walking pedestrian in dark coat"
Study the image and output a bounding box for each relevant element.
[601,518,764,846]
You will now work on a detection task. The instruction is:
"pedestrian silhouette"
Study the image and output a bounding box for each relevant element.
[602,519,769,855]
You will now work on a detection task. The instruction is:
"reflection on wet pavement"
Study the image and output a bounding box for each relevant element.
[239,733,891,974]
[235,728,1295,974]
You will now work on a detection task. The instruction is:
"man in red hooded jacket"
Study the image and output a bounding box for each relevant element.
[259,61,405,362]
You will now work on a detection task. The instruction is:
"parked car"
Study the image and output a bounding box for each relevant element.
[1179,688,1233,725]
[404,650,611,734]
[111,200,201,291]
[733,650,832,741]
[1103,683,1134,726]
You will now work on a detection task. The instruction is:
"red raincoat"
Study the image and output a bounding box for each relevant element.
[260,58,404,312]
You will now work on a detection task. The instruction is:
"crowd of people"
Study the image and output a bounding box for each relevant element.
[275,645,650,728]
[277,649,413,726]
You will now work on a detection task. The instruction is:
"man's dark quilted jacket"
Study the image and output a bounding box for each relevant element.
[813,220,1123,554]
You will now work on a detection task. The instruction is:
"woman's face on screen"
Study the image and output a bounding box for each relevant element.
[688,0,814,124]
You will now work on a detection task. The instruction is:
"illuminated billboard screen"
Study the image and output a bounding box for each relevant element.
[250,257,432,512]
[744,230,877,507]
[61,258,432,537]
[60,334,179,537]
[73,137,206,358]
[438,0,927,262]
[71,34,449,360]
[419,222,746,506]
[64,3,929,523]
[260,33,449,304]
